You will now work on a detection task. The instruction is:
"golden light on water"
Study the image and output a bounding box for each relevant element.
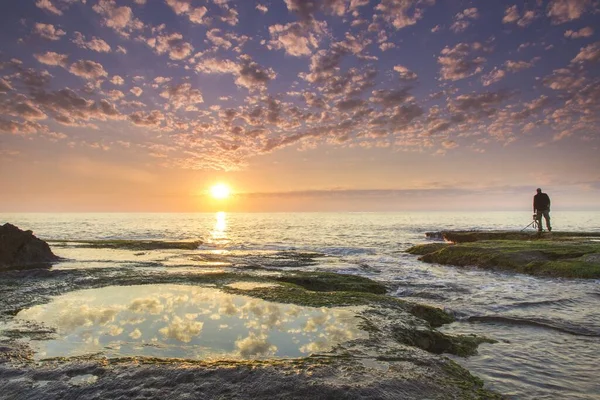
[210,183,231,200]
[214,211,226,233]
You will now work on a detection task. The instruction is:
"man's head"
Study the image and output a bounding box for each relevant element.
[536,188,542,194]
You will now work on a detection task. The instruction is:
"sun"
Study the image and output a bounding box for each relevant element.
[210,183,231,200]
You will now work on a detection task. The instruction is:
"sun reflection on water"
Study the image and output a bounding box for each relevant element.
[208,211,229,249]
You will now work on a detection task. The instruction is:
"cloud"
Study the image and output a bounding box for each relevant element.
[69,60,109,80]
[34,52,69,68]
[369,88,412,108]
[107,89,124,100]
[256,4,268,13]
[72,32,112,53]
[148,32,194,60]
[110,75,125,85]
[450,7,479,33]
[300,47,347,83]
[0,101,47,121]
[393,65,417,81]
[32,88,123,124]
[502,5,537,27]
[196,55,275,91]
[481,68,506,86]
[511,95,551,121]
[267,21,326,57]
[13,68,53,88]
[0,78,13,93]
[220,6,239,26]
[565,27,594,38]
[36,0,63,15]
[93,0,143,35]
[165,0,208,24]
[0,119,45,135]
[165,0,191,14]
[236,55,277,90]
[284,0,319,22]
[547,0,592,24]
[206,29,249,51]
[438,42,488,81]
[571,42,600,63]
[195,58,239,74]
[451,90,511,117]
[33,23,66,40]
[130,87,143,97]
[543,68,586,90]
[188,7,208,24]
[375,0,435,30]
[504,59,536,72]
[160,83,203,109]
[129,110,164,126]
[502,5,519,23]
[442,140,458,149]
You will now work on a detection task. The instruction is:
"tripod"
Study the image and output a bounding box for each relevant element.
[520,214,539,232]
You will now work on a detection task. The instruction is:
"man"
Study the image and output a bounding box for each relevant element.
[533,188,552,232]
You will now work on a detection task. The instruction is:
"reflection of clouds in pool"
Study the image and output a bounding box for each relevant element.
[303,313,329,333]
[219,298,238,316]
[300,340,329,354]
[129,298,164,315]
[159,316,204,343]
[107,325,123,336]
[235,332,277,358]
[16,285,366,360]
[52,304,122,332]
[120,316,145,326]
[129,328,142,339]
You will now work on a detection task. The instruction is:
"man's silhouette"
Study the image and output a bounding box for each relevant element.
[533,188,552,232]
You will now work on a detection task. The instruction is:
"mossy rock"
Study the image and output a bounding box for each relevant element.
[407,303,455,328]
[406,243,450,256]
[50,239,203,250]
[407,234,600,279]
[392,327,495,357]
[275,271,387,294]
[438,230,600,244]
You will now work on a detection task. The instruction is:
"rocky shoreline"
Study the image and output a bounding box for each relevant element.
[0,223,59,270]
[0,225,501,399]
[408,230,600,279]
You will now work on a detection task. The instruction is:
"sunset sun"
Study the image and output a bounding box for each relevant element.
[210,183,231,200]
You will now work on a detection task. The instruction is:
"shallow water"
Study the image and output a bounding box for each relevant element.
[14,284,366,360]
[2,211,600,399]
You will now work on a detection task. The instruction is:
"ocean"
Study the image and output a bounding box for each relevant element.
[1,211,599,399]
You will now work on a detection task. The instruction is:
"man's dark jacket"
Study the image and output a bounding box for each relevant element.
[534,193,551,211]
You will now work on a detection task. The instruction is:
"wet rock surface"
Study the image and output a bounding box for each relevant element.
[0,258,501,399]
[409,230,600,279]
[0,223,59,270]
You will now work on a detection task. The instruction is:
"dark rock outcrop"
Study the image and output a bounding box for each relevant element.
[0,223,58,270]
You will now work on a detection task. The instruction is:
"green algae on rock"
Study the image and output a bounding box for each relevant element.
[0,262,501,399]
[49,239,203,250]
[430,230,600,244]
[408,231,600,278]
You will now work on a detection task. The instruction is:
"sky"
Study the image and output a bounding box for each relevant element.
[0,0,599,212]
